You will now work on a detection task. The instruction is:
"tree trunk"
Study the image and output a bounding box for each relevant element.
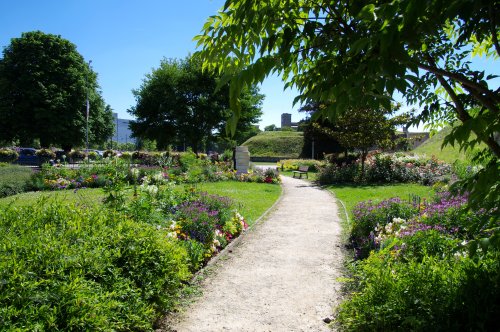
[360,149,367,181]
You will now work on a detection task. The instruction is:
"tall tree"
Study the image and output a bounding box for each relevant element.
[327,108,406,177]
[299,103,345,159]
[0,31,113,150]
[128,55,263,153]
[195,0,499,210]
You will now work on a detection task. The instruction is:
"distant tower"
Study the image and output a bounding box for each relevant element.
[281,113,292,127]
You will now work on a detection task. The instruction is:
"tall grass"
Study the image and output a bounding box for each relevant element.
[0,163,34,197]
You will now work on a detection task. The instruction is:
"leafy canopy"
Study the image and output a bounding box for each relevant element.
[195,0,499,210]
[128,55,263,152]
[0,31,113,149]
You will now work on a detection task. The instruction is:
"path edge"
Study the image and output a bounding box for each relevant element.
[199,180,286,271]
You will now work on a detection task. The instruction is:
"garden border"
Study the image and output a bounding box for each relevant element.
[195,181,285,273]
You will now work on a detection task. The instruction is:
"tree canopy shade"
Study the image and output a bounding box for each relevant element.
[196,0,499,210]
[128,56,263,153]
[0,31,113,150]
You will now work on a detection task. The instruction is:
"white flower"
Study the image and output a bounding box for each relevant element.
[152,171,164,183]
[130,168,140,179]
[167,232,177,238]
[141,176,150,185]
[393,217,405,224]
[141,184,158,196]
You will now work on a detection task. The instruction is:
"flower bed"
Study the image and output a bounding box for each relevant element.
[29,155,280,194]
[318,152,453,185]
[0,178,252,330]
[337,190,500,330]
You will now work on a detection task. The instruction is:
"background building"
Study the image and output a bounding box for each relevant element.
[281,113,298,128]
[112,113,135,144]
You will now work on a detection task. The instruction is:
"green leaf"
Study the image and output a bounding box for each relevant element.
[357,4,376,21]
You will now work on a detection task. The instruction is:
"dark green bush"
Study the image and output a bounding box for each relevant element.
[0,148,18,163]
[69,149,86,162]
[132,151,162,166]
[336,250,500,331]
[35,149,56,161]
[0,201,190,330]
[103,149,117,158]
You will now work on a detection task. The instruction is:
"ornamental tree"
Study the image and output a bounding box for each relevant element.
[0,31,113,150]
[195,0,499,210]
[128,55,263,153]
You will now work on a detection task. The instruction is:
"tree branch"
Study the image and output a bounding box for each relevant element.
[416,61,500,107]
[489,3,500,57]
[425,55,500,158]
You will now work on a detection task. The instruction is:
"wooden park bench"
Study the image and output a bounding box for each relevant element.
[292,165,309,179]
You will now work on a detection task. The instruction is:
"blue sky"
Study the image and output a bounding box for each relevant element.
[0,0,303,129]
[1,1,498,132]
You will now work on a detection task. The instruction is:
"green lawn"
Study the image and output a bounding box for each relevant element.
[0,164,34,197]
[412,125,482,163]
[192,181,282,225]
[327,183,434,220]
[0,187,105,208]
[0,181,282,226]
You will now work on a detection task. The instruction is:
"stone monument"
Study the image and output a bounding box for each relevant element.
[235,146,250,173]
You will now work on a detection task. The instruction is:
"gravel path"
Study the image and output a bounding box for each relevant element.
[164,176,344,331]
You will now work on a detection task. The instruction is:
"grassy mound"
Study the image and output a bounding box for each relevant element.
[243,131,303,158]
[412,126,470,163]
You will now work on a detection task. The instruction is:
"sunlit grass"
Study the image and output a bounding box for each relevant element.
[0,181,282,226]
[189,181,282,225]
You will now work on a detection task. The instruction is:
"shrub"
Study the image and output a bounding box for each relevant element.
[336,250,500,331]
[318,162,359,184]
[0,148,18,163]
[69,149,86,162]
[35,148,56,164]
[132,151,160,165]
[119,151,133,161]
[0,201,190,330]
[278,158,324,172]
[318,153,452,185]
[178,149,199,171]
[87,151,99,160]
[103,149,117,158]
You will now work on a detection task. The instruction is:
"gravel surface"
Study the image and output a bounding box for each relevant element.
[162,176,344,331]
